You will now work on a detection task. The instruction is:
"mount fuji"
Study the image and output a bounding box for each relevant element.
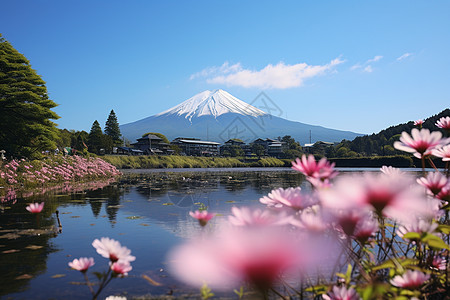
[120,89,362,144]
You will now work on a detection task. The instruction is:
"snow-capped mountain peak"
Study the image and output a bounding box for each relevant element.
[155,89,267,121]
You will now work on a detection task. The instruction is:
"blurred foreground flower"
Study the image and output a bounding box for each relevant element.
[260,187,317,211]
[436,116,450,131]
[417,172,448,196]
[26,202,44,213]
[68,257,95,273]
[92,237,136,263]
[111,261,132,276]
[228,206,289,227]
[432,145,450,161]
[319,172,427,224]
[168,227,309,293]
[189,210,215,227]
[322,286,361,300]
[70,238,134,299]
[393,128,448,159]
[390,270,430,289]
[292,154,338,181]
[414,119,424,127]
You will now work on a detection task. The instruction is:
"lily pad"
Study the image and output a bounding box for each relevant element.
[126,216,143,220]
[3,249,20,254]
[25,245,43,250]
[16,274,32,280]
[51,274,66,279]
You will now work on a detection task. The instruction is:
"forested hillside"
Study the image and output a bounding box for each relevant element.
[330,109,450,158]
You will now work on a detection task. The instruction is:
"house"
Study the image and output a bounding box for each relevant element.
[303,141,335,153]
[251,138,286,157]
[220,139,250,156]
[131,134,173,155]
[116,147,145,155]
[171,138,220,156]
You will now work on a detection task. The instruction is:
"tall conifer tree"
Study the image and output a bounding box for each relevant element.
[104,109,121,145]
[87,120,103,154]
[0,34,60,158]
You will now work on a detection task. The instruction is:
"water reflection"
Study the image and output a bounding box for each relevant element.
[0,169,309,299]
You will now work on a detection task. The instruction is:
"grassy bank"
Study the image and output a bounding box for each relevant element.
[102,155,290,169]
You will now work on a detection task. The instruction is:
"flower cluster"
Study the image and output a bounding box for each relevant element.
[0,155,121,188]
[168,117,450,299]
[69,237,134,298]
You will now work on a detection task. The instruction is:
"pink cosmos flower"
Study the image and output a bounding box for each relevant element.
[431,256,447,271]
[380,166,405,176]
[26,202,44,213]
[260,187,317,211]
[329,209,374,237]
[168,227,304,291]
[436,116,450,130]
[432,145,450,161]
[68,257,95,273]
[414,119,424,127]
[290,209,328,233]
[92,237,135,263]
[228,207,290,227]
[396,220,438,239]
[393,128,448,158]
[319,172,427,224]
[390,270,430,289]
[417,172,448,196]
[292,155,338,180]
[437,184,450,201]
[322,286,361,300]
[189,210,215,227]
[111,261,132,276]
[353,217,379,243]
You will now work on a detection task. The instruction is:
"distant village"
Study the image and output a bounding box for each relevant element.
[114,133,334,159]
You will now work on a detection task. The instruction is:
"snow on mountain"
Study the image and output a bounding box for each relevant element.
[120,89,362,144]
[155,89,267,121]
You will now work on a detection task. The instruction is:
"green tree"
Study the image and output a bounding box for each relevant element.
[87,120,103,154]
[142,132,170,144]
[251,144,265,158]
[0,34,60,158]
[104,109,121,145]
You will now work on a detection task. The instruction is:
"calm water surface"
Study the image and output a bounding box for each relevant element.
[0,167,431,299]
[0,168,313,299]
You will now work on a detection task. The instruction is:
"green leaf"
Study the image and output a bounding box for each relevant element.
[304,284,328,294]
[402,232,421,240]
[372,260,395,271]
[422,234,450,250]
[437,224,450,234]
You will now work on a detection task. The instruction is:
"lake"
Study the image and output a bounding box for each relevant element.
[0,167,434,299]
[0,167,315,299]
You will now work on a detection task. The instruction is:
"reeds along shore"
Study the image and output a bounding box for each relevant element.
[101,155,289,169]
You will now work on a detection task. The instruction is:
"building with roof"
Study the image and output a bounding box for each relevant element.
[171,138,220,156]
[131,134,173,155]
[251,138,286,157]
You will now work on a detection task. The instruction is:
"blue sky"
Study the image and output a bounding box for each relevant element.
[1,1,449,135]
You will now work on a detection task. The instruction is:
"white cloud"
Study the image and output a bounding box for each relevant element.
[397,53,412,61]
[351,64,362,70]
[350,55,382,72]
[190,62,243,80]
[367,55,383,63]
[363,65,373,73]
[191,58,344,89]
